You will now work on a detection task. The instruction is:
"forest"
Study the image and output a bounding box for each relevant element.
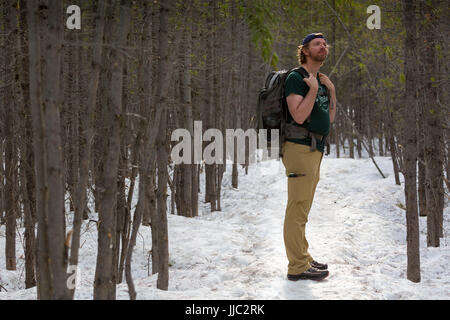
[0,0,448,300]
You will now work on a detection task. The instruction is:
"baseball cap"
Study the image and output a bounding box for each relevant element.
[302,32,326,45]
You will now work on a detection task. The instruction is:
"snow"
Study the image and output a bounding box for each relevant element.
[1,144,449,300]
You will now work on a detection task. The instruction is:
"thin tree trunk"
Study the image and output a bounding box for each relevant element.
[417,88,427,217]
[182,5,194,217]
[94,0,132,300]
[27,0,51,299]
[402,0,420,282]
[126,0,177,294]
[231,0,239,189]
[16,2,35,287]
[69,0,107,299]
[384,96,401,185]
[154,0,172,291]
[331,0,340,158]
[20,150,36,288]
[5,96,16,272]
[43,0,68,299]
[5,0,16,272]
[421,0,443,248]
[19,5,36,285]
[27,0,68,299]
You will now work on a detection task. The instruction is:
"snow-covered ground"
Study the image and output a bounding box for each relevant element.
[1,145,449,300]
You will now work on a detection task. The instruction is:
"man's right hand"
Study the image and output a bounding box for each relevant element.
[303,73,318,91]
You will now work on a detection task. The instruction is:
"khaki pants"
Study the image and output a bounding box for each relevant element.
[281,141,323,275]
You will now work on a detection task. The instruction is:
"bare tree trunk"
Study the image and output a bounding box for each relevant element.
[27,0,68,299]
[65,28,80,214]
[355,94,363,158]
[156,109,170,290]
[231,0,239,189]
[69,0,107,299]
[436,0,448,238]
[378,124,384,157]
[4,96,16,272]
[331,0,340,158]
[139,0,156,227]
[4,85,17,272]
[149,0,161,271]
[182,2,194,217]
[386,103,401,185]
[417,88,427,217]
[125,159,146,299]
[119,4,150,284]
[4,0,17,272]
[27,0,51,299]
[115,148,128,284]
[16,2,36,288]
[94,0,132,300]
[402,0,420,282]
[43,0,68,299]
[203,0,217,210]
[154,0,172,291]
[421,0,443,248]
[125,0,176,295]
[20,149,36,288]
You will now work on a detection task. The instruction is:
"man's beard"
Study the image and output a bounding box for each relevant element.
[310,50,327,62]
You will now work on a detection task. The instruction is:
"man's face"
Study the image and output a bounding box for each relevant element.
[305,38,328,62]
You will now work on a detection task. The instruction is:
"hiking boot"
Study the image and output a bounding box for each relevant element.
[310,260,328,270]
[287,268,329,281]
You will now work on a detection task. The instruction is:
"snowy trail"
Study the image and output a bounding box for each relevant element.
[151,149,449,300]
[135,148,449,300]
[0,147,449,299]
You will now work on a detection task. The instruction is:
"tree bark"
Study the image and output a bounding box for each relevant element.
[27,0,68,299]
[43,0,68,299]
[421,0,443,248]
[5,0,17,272]
[69,0,107,299]
[154,0,172,291]
[16,2,36,288]
[181,2,194,217]
[94,0,132,300]
[27,0,51,299]
[402,0,420,283]
[231,0,239,189]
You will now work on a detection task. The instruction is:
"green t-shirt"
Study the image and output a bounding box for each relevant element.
[284,70,330,153]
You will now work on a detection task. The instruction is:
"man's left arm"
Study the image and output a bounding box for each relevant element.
[319,73,336,124]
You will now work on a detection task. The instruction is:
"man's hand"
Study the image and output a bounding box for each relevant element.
[303,73,319,91]
[318,73,335,92]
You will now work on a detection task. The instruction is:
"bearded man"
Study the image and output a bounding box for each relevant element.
[281,32,336,281]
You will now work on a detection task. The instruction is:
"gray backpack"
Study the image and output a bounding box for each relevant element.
[256,67,309,155]
[257,66,330,156]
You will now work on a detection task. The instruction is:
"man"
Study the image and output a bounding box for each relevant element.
[281,32,336,281]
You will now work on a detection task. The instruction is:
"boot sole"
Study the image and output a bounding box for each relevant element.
[287,272,329,282]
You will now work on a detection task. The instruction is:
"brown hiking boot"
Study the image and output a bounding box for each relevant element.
[287,268,329,281]
[310,260,328,270]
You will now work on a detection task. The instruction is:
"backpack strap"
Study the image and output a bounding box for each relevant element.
[290,67,312,123]
[283,67,330,154]
[295,66,309,78]
[285,124,325,153]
